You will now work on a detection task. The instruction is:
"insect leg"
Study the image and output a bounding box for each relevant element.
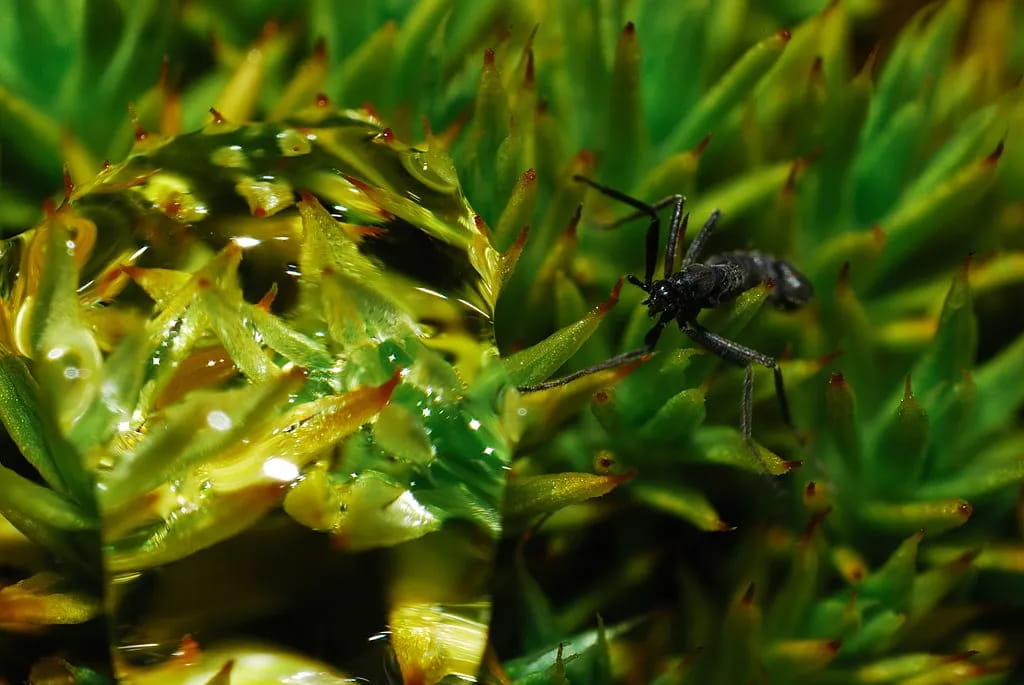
[515,348,649,392]
[644,312,672,350]
[683,323,798,451]
[516,313,671,393]
[599,195,681,230]
[573,175,660,287]
[739,364,786,488]
[681,209,722,267]
[683,323,775,369]
[589,194,687,280]
[741,365,753,441]
[773,365,795,433]
[663,199,688,279]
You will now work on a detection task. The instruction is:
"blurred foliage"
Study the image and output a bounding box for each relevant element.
[2,0,1024,683]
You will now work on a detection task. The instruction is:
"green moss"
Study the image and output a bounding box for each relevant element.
[1,0,1023,682]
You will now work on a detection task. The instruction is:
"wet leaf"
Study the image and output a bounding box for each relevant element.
[0,465,95,531]
[503,471,634,523]
[504,280,622,387]
[0,572,99,626]
[689,426,796,476]
[389,602,490,685]
[496,169,538,249]
[502,619,638,683]
[0,354,83,495]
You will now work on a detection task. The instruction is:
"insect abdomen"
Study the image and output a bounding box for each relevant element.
[707,251,813,310]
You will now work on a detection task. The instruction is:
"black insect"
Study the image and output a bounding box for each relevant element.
[519,175,814,468]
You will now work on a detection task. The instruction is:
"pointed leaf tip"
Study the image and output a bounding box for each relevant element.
[61,165,73,204]
[816,350,843,368]
[511,225,530,250]
[565,203,583,238]
[986,140,1004,164]
[378,368,403,402]
[128,103,147,141]
[801,507,831,542]
[312,36,327,59]
[837,261,851,288]
[859,44,881,81]
[599,278,625,314]
[340,173,372,192]
[810,55,824,79]
[694,133,713,156]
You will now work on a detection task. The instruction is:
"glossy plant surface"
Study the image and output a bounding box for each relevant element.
[1,1,1024,683]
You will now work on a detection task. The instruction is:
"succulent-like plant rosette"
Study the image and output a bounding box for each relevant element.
[2,0,1024,682]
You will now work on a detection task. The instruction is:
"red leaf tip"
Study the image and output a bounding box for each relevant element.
[599,277,626,313]
[61,165,74,203]
[565,203,583,238]
[986,140,1004,164]
[693,132,713,156]
[312,37,327,60]
[837,261,851,289]
[378,368,403,402]
[810,55,824,78]
[801,507,831,542]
